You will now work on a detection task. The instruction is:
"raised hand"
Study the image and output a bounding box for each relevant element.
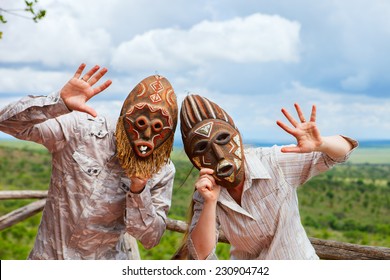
[60,63,112,117]
[276,103,323,153]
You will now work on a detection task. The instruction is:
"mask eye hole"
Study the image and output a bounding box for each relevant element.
[152,120,163,132]
[215,132,231,144]
[194,140,209,154]
[135,116,148,130]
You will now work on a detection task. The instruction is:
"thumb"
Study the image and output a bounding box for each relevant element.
[79,104,97,118]
[281,146,301,153]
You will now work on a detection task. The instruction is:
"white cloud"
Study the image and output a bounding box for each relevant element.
[0,67,69,94]
[111,13,301,72]
[0,0,112,67]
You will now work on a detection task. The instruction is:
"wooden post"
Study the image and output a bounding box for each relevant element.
[0,190,48,200]
[0,199,46,231]
[309,237,390,260]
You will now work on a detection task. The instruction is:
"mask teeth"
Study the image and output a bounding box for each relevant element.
[140,145,148,154]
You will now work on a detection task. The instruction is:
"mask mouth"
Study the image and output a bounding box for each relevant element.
[216,159,234,178]
[134,141,154,157]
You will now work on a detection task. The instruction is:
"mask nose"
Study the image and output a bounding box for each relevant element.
[143,125,152,140]
[211,142,224,161]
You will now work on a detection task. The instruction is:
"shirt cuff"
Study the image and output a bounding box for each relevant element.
[126,187,154,224]
[55,92,72,115]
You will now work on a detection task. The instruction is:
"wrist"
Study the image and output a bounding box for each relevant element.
[314,136,327,153]
[203,199,218,207]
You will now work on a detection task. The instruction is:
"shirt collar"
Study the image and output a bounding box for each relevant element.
[243,149,271,181]
[217,148,271,218]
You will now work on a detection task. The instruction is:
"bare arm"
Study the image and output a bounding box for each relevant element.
[315,135,353,159]
[190,168,220,259]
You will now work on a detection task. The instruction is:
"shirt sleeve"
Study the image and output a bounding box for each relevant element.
[186,191,219,260]
[124,161,175,249]
[275,136,358,188]
[0,91,72,152]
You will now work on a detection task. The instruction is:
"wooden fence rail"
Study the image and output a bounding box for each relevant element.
[1,190,390,260]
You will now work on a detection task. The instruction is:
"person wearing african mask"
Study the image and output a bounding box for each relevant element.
[175,94,357,260]
[0,64,178,259]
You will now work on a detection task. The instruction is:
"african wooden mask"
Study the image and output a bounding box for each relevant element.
[116,75,178,178]
[180,94,245,189]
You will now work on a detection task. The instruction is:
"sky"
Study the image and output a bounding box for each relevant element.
[0,0,389,144]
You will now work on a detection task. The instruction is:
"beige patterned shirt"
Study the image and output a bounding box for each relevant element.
[0,92,174,259]
[188,139,357,260]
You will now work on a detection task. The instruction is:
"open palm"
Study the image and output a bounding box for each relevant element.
[60,63,112,117]
[276,103,323,153]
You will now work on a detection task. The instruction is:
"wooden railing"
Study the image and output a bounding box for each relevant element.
[1,190,390,260]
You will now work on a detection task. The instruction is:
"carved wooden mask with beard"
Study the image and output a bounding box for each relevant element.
[116,75,178,178]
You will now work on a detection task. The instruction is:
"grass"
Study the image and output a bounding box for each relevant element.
[0,139,46,151]
[348,148,390,164]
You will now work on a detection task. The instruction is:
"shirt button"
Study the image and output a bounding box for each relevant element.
[93,169,98,174]
[88,169,92,173]
[122,183,130,192]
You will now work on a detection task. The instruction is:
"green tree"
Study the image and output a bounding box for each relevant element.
[0,0,46,39]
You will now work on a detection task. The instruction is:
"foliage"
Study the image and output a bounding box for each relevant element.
[0,141,389,259]
[0,0,46,39]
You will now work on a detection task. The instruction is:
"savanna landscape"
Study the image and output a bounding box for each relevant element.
[0,140,389,260]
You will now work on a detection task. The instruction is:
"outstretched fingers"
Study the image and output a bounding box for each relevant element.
[294,103,306,123]
[281,108,298,127]
[87,67,108,86]
[276,120,296,136]
[80,65,101,82]
[79,103,98,118]
[281,146,302,153]
[73,64,104,84]
[73,63,87,79]
[92,80,112,96]
[310,105,317,122]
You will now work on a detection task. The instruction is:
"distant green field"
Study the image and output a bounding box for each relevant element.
[0,140,45,151]
[348,147,390,164]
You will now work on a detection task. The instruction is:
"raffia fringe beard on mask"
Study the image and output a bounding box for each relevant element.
[115,117,174,178]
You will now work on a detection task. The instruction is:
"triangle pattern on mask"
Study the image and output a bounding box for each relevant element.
[194,122,213,138]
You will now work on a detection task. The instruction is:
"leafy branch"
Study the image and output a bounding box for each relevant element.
[0,0,46,39]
